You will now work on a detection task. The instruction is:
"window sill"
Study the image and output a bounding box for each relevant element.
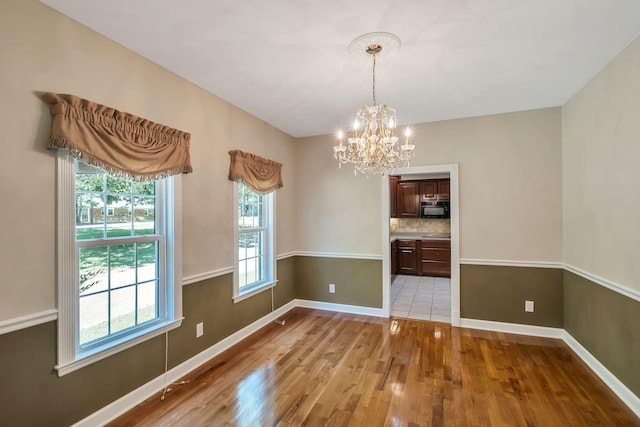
[233,280,277,304]
[55,318,183,377]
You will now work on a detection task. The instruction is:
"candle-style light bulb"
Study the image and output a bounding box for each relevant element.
[352,119,359,139]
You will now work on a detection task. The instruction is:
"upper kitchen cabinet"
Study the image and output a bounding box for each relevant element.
[421,179,450,201]
[390,176,398,218]
[391,178,450,218]
[397,181,420,217]
[437,179,450,201]
[420,181,437,201]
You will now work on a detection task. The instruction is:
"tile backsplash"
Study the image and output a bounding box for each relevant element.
[390,218,451,234]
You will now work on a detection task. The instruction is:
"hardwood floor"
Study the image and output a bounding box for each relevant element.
[108,308,639,426]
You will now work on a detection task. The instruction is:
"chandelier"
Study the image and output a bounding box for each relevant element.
[333,32,415,176]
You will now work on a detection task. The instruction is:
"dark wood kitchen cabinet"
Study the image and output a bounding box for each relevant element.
[397,181,420,217]
[420,240,451,277]
[437,180,450,201]
[420,181,437,200]
[420,179,450,201]
[397,239,418,274]
[392,178,450,218]
[389,176,398,218]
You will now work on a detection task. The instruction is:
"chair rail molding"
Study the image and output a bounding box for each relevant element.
[0,309,58,336]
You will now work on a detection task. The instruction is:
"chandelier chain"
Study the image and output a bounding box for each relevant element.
[372,54,377,106]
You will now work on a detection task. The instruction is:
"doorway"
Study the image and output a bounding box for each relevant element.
[381,164,460,326]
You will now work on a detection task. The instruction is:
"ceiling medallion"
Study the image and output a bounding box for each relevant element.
[334,32,414,176]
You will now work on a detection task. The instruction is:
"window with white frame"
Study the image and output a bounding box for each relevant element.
[56,154,182,376]
[234,181,275,301]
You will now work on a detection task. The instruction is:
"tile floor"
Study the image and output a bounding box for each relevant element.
[390,275,451,323]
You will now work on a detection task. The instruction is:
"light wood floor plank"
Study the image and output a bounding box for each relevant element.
[107,308,640,427]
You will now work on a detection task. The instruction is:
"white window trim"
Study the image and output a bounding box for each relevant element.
[232,181,276,303]
[55,151,183,377]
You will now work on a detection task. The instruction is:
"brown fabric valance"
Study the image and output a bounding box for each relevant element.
[42,92,192,181]
[228,150,283,194]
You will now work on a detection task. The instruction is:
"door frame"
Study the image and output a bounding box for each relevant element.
[381,163,460,326]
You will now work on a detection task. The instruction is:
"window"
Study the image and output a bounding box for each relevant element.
[56,153,182,376]
[233,181,275,301]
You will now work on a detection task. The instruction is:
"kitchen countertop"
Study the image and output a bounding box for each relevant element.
[390,232,451,242]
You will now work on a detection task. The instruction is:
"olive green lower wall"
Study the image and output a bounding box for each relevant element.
[0,320,166,427]
[460,264,563,327]
[563,270,640,397]
[0,257,296,427]
[169,256,296,367]
[295,256,383,308]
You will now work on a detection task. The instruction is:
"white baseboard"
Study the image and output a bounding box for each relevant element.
[459,318,564,339]
[562,330,640,418]
[295,299,386,317]
[72,300,296,427]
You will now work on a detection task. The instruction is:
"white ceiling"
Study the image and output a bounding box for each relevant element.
[41,0,640,138]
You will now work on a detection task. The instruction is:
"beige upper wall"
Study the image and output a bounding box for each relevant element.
[296,108,563,262]
[415,108,563,261]
[294,135,384,255]
[0,0,296,321]
[562,35,640,292]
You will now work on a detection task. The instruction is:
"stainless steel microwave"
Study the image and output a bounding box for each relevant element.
[421,201,450,218]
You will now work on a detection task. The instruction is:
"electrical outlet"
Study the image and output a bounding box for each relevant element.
[329,283,336,293]
[525,300,534,313]
[196,322,204,337]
